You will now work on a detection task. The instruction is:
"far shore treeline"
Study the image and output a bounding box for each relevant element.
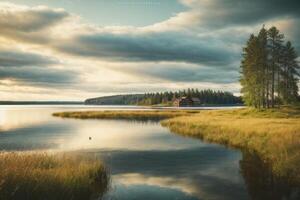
[240,26,299,109]
[85,89,242,106]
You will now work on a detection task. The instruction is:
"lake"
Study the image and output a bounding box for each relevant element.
[0,106,293,200]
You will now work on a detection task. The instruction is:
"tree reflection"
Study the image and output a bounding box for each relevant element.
[240,151,300,200]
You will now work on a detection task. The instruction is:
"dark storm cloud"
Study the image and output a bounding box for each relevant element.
[232,0,300,23]
[0,66,77,86]
[187,0,300,28]
[0,49,75,86]
[0,50,58,67]
[55,32,236,65]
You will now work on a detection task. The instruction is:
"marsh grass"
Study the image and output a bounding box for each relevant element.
[53,106,300,184]
[161,106,300,184]
[0,152,109,200]
[53,110,198,121]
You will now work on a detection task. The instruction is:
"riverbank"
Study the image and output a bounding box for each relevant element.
[53,106,300,184]
[161,106,300,184]
[0,152,109,200]
[53,110,198,120]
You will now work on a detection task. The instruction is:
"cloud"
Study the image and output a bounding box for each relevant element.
[177,0,300,29]
[0,2,69,32]
[0,66,77,86]
[54,32,235,65]
[0,1,297,67]
[0,2,69,44]
[110,62,239,84]
[0,48,75,86]
[0,50,58,67]
[0,1,298,100]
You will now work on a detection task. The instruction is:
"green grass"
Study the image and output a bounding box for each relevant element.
[0,152,109,200]
[161,106,300,184]
[53,110,198,121]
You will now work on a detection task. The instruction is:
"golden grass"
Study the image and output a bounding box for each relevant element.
[53,106,300,184]
[0,152,109,200]
[53,110,198,121]
[161,106,300,184]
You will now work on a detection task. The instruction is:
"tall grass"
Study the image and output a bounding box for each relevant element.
[53,107,300,184]
[53,110,197,121]
[161,106,300,184]
[0,152,109,200]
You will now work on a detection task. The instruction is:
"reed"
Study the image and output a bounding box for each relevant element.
[0,152,109,200]
[53,110,198,121]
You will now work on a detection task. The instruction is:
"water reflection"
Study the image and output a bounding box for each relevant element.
[96,147,248,200]
[240,151,300,200]
[0,106,248,199]
[1,106,298,200]
[0,107,204,151]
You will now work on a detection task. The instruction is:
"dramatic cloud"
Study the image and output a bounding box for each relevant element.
[55,32,235,65]
[0,1,299,100]
[0,49,75,86]
[0,2,70,44]
[172,0,300,30]
[0,3,69,32]
[0,50,58,67]
[0,66,77,86]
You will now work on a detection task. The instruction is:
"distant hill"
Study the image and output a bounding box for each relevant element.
[85,89,243,106]
[85,94,144,105]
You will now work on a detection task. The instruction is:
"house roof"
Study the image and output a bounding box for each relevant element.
[176,97,200,102]
[191,97,200,102]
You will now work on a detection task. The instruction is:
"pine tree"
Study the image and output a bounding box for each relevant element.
[280,41,299,103]
[267,27,284,107]
[257,27,269,108]
[240,26,299,109]
[240,34,264,108]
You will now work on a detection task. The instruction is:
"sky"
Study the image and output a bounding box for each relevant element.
[0,0,299,101]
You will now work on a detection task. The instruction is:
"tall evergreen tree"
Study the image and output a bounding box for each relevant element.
[240,26,299,108]
[280,41,299,103]
[267,27,284,107]
[241,34,264,108]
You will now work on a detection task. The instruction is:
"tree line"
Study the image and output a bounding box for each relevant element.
[137,89,241,105]
[240,26,299,108]
[85,89,242,105]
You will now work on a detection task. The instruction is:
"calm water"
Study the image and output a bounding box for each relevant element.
[0,106,295,200]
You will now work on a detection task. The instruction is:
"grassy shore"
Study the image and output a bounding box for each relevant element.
[161,106,300,184]
[53,106,300,184]
[0,152,109,200]
[53,110,198,121]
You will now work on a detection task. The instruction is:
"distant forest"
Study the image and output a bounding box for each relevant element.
[240,26,299,108]
[85,89,242,106]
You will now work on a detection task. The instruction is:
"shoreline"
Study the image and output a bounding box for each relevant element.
[161,106,300,185]
[53,106,300,185]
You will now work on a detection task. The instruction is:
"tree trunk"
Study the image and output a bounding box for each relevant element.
[272,67,275,108]
[266,67,270,108]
